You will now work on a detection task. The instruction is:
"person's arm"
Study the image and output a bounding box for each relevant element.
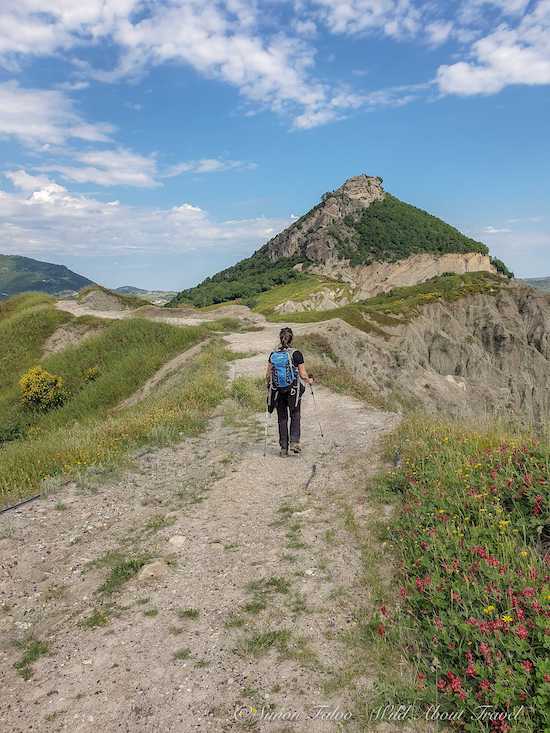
[266,360,272,385]
[298,363,314,385]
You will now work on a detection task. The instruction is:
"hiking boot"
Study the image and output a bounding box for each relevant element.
[279,448,289,457]
[290,442,301,454]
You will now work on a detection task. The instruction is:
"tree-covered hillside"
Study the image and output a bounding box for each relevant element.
[169,252,304,308]
[338,194,489,264]
[0,254,94,298]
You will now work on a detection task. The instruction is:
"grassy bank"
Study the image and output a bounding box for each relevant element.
[0,340,233,505]
[270,272,503,333]
[0,292,250,505]
[364,416,549,732]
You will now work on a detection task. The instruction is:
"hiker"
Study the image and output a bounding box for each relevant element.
[266,327,314,457]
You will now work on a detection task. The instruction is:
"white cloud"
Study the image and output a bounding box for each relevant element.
[0,1,377,128]
[163,159,257,177]
[41,148,159,188]
[425,20,453,46]
[481,225,512,234]
[0,171,291,256]
[438,1,550,95]
[0,81,113,146]
[308,0,422,38]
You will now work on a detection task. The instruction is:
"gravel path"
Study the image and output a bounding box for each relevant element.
[0,324,407,733]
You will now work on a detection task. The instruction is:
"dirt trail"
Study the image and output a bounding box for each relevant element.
[0,323,407,733]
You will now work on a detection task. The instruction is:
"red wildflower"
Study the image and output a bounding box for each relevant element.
[516,625,529,640]
[377,624,386,637]
[521,660,534,673]
[437,678,447,691]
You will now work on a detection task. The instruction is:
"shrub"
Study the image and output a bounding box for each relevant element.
[19,366,66,411]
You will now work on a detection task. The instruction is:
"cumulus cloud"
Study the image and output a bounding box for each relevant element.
[40,148,159,188]
[0,81,114,146]
[0,171,291,257]
[437,1,550,95]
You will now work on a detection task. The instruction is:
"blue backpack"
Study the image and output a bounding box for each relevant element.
[270,348,297,390]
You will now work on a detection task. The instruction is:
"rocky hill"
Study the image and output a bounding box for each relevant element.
[0,254,94,298]
[171,174,512,308]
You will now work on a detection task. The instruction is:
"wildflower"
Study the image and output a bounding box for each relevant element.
[501,614,513,623]
[521,660,534,673]
[519,550,529,558]
[377,623,386,637]
[515,625,529,640]
[436,678,447,691]
[483,605,496,615]
[498,519,509,529]
[479,679,491,692]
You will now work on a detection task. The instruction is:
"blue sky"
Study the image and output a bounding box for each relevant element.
[0,0,548,289]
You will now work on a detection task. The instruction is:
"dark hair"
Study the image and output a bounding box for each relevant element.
[279,327,293,349]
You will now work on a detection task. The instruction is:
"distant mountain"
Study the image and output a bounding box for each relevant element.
[114,286,149,295]
[523,276,550,292]
[0,254,94,298]
[171,174,513,308]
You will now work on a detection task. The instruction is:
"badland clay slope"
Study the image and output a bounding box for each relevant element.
[317,281,550,425]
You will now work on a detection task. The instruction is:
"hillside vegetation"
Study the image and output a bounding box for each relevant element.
[368,416,549,733]
[171,179,513,308]
[0,254,93,297]
[276,271,504,333]
[338,193,490,264]
[169,252,305,308]
[0,294,240,504]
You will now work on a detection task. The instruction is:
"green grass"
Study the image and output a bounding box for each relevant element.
[240,629,292,656]
[271,272,504,332]
[96,554,150,594]
[177,607,200,620]
[14,638,49,680]
[229,376,266,413]
[0,304,236,504]
[77,284,145,308]
[81,609,110,629]
[250,275,352,315]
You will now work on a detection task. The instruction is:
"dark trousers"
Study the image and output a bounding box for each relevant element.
[275,389,302,449]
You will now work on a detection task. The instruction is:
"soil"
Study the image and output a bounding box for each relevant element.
[0,322,435,733]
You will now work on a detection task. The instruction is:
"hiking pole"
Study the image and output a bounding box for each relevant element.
[308,381,325,440]
[263,394,270,457]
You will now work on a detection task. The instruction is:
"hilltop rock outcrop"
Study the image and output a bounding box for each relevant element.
[266,174,384,262]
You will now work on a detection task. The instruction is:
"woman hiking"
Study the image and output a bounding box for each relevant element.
[266,327,314,457]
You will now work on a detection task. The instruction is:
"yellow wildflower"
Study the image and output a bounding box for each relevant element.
[519,550,529,558]
[498,520,510,530]
[483,605,496,615]
[501,614,513,623]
